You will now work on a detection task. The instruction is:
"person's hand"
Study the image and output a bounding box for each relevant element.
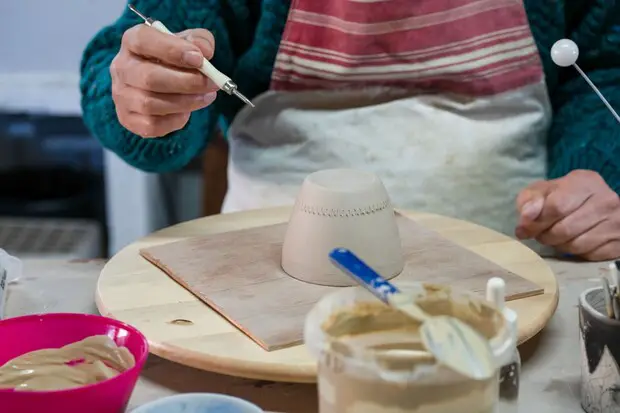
[110,25,219,138]
[515,170,620,261]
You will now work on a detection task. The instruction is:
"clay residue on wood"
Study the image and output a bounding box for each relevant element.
[169,319,194,326]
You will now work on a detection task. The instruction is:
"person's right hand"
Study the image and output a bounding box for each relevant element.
[110,25,219,138]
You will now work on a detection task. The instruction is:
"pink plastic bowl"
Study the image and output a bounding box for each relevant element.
[0,313,149,413]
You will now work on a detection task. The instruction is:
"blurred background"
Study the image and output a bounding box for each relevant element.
[0,1,206,260]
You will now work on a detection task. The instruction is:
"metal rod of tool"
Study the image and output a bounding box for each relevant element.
[128,4,255,108]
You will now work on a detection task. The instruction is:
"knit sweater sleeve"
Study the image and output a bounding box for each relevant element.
[530,1,620,192]
[80,1,247,173]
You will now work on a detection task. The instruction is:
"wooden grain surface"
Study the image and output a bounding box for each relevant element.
[140,214,542,351]
[96,207,559,383]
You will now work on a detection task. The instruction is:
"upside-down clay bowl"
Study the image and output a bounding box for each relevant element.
[0,313,149,413]
[282,168,404,287]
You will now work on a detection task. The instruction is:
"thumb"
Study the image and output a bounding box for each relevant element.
[516,181,552,222]
[177,29,215,60]
[520,196,545,221]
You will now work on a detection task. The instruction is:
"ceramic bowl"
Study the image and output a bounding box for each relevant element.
[131,393,264,413]
[281,168,404,286]
[0,313,149,413]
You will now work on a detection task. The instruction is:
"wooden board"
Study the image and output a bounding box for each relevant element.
[95,207,559,383]
[139,214,542,351]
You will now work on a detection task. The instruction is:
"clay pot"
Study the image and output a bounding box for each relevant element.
[281,169,403,287]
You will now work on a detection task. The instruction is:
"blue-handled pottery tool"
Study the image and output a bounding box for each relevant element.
[329,248,496,380]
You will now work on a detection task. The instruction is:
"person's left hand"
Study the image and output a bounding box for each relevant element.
[515,170,620,261]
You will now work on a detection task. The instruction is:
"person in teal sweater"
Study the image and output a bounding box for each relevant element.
[81,0,620,261]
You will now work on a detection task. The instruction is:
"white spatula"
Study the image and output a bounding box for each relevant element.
[329,248,495,380]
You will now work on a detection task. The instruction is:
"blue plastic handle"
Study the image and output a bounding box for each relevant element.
[329,248,400,303]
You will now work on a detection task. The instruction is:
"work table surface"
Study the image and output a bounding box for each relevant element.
[6,258,597,412]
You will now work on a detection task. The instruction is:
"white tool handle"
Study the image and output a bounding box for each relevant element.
[150,20,231,89]
[601,277,616,319]
[486,277,506,311]
[610,262,620,289]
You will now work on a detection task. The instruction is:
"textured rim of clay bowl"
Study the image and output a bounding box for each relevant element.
[0,313,149,395]
[131,393,264,413]
[281,169,404,287]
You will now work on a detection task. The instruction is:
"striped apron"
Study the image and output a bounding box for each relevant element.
[223,0,551,237]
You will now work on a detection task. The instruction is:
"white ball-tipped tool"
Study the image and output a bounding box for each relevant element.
[551,39,579,67]
[551,39,620,124]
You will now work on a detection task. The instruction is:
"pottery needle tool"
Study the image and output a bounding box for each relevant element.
[329,248,496,381]
[600,276,615,319]
[551,39,620,124]
[127,4,255,108]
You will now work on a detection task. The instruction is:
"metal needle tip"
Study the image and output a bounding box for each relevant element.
[233,90,255,108]
[127,4,148,22]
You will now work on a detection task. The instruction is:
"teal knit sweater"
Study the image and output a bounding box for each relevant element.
[81,0,620,191]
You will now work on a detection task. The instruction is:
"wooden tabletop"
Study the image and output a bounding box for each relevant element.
[6,258,600,412]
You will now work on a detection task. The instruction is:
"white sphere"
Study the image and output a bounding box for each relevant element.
[551,39,579,67]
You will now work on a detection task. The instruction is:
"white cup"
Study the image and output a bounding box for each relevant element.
[281,168,404,287]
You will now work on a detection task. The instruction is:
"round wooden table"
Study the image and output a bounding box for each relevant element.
[96,207,559,383]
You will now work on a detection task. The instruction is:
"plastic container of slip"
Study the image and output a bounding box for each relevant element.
[305,283,514,413]
[0,249,22,320]
[487,277,520,412]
